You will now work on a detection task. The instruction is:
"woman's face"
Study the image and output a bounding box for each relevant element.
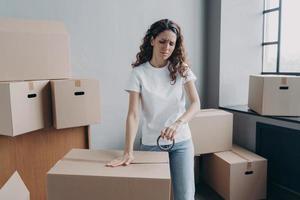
[151,30,177,61]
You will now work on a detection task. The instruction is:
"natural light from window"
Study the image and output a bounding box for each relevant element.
[263,0,300,74]
[280,0,300,72]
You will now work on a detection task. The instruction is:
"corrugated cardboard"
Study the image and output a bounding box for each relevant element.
[47,149,171,200]
[248,75,300,116]
[0,80,51,136]
[0,171,30,200]
[50,79,100,129]
[202,145,267,200]
[189,109,233,155]
[0,18,71,81]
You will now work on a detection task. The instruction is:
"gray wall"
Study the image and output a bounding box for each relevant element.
[0,0,205,150]
[203,0,221,108]
[233,112,300,151]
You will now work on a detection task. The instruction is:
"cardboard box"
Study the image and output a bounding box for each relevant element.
[0,18,71,81]
[189,109,233,155]
[202,145,267,200]
[0,171,30,200]
[51,79,100,129]
[248,74,300,116]
[0,80,51,136]
[47,149,171,200]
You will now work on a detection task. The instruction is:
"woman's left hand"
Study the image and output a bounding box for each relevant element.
[160,120,183,141]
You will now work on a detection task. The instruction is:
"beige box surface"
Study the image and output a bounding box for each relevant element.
[248,74,300,116]
[0,18,71,81]
[0,171,30,200]
[189,109,233,155]
[202,145,267,200]
[51,79,100,129]
[0,80,51,136]
[47,149,171,200]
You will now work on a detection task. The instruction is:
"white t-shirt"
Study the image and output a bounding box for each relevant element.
[125,61,197,146]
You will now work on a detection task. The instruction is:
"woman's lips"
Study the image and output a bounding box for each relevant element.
[161,52,169,56]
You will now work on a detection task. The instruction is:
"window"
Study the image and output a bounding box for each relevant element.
[262,0,300,74]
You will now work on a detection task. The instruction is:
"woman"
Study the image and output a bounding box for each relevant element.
[106,19,200,200]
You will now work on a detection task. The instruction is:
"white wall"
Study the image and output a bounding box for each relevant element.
[0,0,205,150]
[204,0,264,108]
[219,0,264,107]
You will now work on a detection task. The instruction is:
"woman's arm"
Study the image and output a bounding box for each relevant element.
[179,80,201,122]
[106,91,140,167]
[124,91,140,154]
[161,81,200,140]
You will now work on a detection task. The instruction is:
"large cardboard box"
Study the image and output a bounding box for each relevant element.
[0,18,71,81]
[51,79,100,129]
[0,171,30,200]
[248,74,300,116]
[189,109,233,155]
[0,80,51,136]
[47,149,171,200]
[202,145,267,200]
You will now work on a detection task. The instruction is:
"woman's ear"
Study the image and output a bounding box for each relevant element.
[150,37,154,46]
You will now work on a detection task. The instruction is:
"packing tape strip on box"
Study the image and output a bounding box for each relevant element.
[231,150,253,173]
[281,77,287,85]
[75,80,81,87]
[28,81,34,90]
[62,157,169,164]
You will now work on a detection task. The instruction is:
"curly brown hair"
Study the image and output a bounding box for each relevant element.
[132,19,189,84]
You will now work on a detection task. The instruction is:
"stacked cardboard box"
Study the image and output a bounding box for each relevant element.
[0,18,101,136]
[0,18,70,136]
[0,171,30,200]
[201,145,267,200]
[47,149,171,200]
[190,109,267,199]
[189,109,233,155]
[0,18,101,199]
[0,18,71,81]
[0,80,51,136]
[51,79,101,129]
[248,74,300,116]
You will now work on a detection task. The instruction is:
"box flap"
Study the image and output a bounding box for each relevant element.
[0,18,68,35]
[48,149,170,180]
[195,109,232,117]
[232,145,267,162]
[0,171,29,200]
[215,151,245,164]
[64,149,169,164]
[215,145,267,164]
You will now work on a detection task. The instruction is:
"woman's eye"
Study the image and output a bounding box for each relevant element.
[159,40,166,44]
[169,42,174,46]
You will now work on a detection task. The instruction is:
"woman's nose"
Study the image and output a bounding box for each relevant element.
[163,43,170,50]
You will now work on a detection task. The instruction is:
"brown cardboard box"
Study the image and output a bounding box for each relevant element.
[0,80,51,136]
[0,171,30,200]
[248,74,300,116]
[50,79,100,129]
[189,109,233,155]
[202,145,267,200]
[47,149,171,200]
[0,18,71,81]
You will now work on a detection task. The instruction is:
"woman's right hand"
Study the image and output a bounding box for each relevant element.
[105,152,134,167]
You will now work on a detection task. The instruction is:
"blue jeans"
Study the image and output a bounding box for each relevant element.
[140,139,195,200]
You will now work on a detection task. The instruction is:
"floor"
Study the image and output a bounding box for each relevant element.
[195,181,223,200]
[194,157,223,200]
